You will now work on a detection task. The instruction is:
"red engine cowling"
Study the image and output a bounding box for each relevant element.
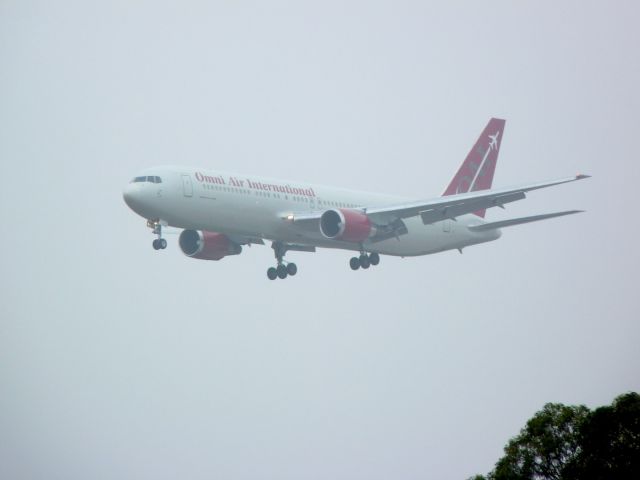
[320,209,376,243]
[178,230,242,260]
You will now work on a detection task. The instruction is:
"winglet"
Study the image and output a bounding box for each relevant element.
[576,174,591,180]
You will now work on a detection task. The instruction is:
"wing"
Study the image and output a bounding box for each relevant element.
[285,174,589,241]
[226,234,265,246]
[366,174,589,226]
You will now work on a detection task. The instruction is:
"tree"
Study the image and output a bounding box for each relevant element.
[489,403,589,480]
[564,392,640,480]
[470,393,640,480]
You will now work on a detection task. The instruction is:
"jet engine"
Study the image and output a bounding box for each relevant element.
[319,209,376,243]
[178,230,242,260]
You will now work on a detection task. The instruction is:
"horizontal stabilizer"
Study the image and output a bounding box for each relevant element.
[468,210,584,231]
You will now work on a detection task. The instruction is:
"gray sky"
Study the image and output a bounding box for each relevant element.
[1,1,638,479]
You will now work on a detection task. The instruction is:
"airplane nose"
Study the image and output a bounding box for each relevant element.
[123,183,141,210]
[123,180,161,218]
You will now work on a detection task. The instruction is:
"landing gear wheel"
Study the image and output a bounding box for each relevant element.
[350,257,361,270]
[159,238,167,249]
[267,267,278,280]
[269,242,304,280]
[369,252,380,266]
[152,239,160,250]
[359,254,371,269]
[277,264,288,279]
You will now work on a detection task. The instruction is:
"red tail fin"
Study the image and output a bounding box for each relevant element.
[442,118,506,217]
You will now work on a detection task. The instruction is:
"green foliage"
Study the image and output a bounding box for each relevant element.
[564,392,640,480]
[470,392,640,480]
[490,403,589,480]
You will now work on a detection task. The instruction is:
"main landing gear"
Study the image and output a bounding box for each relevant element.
[349,252,380,271]
[267,241,297,280]
[149,219,167,250]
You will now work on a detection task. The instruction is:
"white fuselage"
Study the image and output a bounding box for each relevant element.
[122,166,501,257]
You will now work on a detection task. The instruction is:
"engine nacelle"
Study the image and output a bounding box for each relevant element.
[178,230,242,261]
[320,209,376,243]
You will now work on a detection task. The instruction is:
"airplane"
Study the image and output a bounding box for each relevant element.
[122,118,589,280]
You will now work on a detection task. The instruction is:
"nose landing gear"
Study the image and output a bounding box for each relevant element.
[349,252,380,271]
[148,219,167,250]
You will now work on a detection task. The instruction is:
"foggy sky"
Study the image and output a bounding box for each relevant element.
[1,1,639,479]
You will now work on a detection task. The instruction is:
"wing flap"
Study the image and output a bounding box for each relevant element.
[419,191,526,225]
[227,234,265,246]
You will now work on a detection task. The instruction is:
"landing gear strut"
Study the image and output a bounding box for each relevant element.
[350,251,380,271]
[149,219,167,250]
[267,241,298,280]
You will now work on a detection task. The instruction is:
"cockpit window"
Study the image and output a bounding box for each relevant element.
[130,176,162,183]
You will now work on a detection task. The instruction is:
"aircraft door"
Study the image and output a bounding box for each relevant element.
[182,175,193,197]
